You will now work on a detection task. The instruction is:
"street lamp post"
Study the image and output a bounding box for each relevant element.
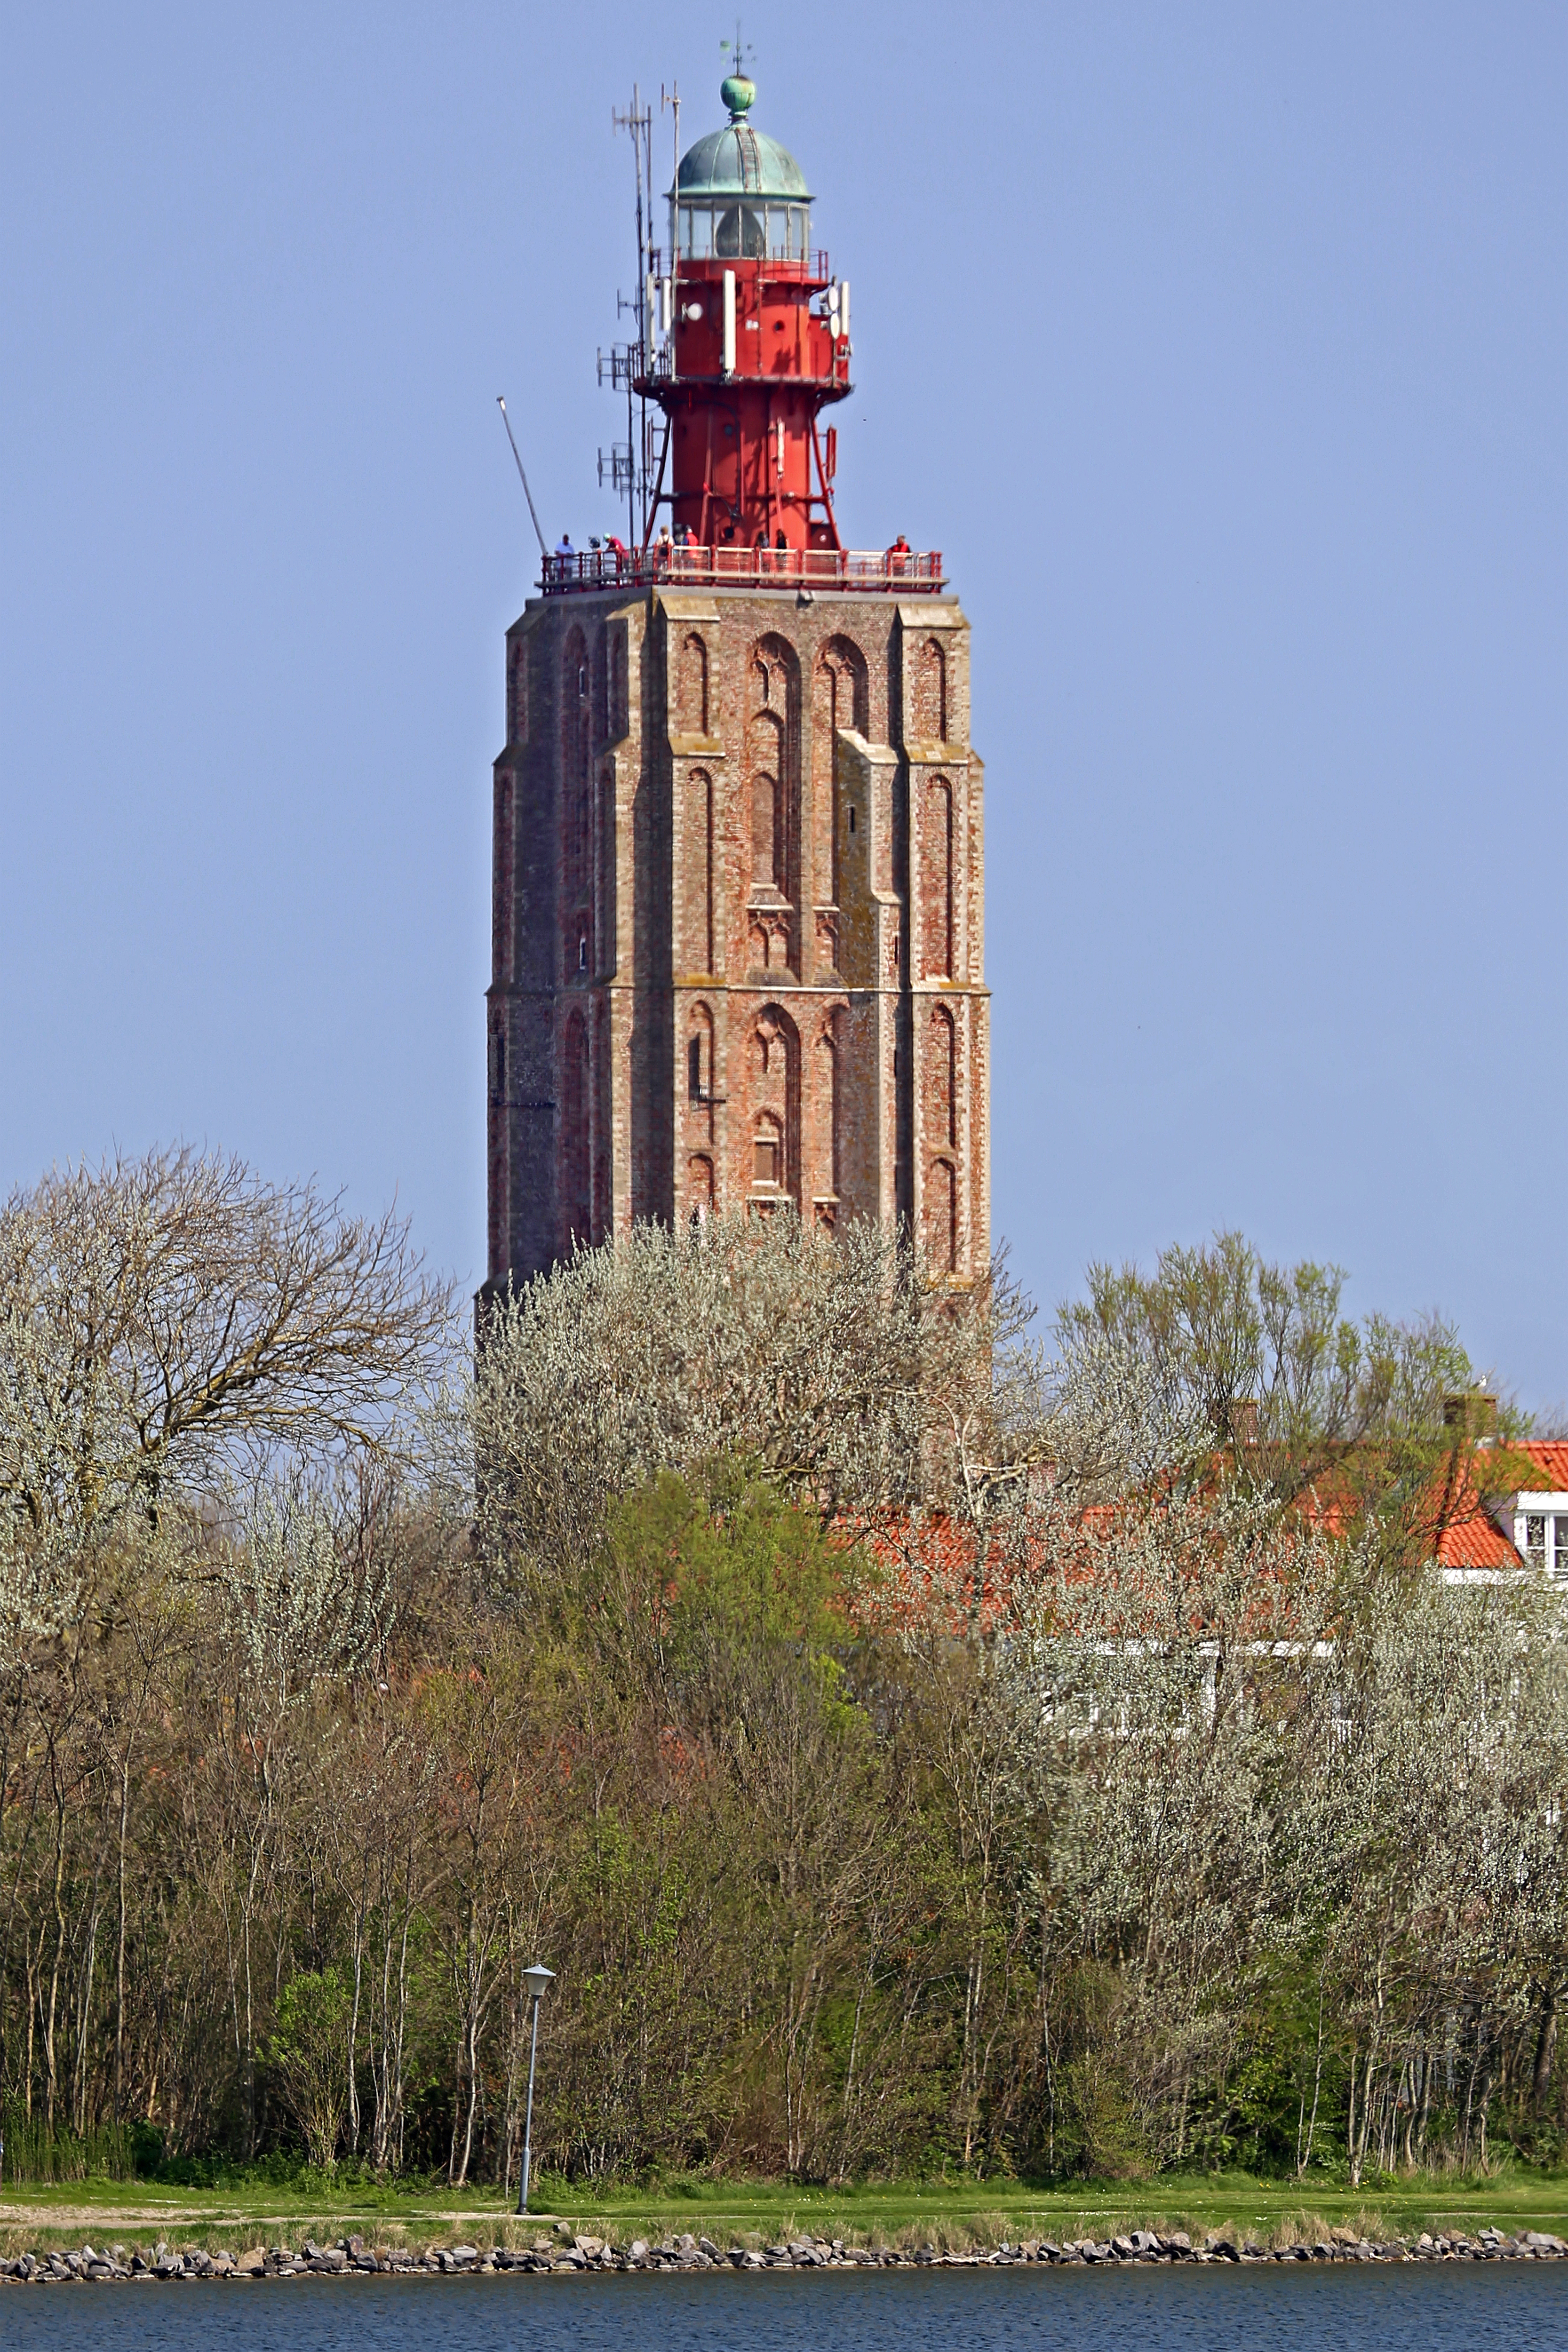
[516,1964,555,2217]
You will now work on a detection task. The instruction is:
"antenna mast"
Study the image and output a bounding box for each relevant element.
[496,396,548,561]
[611,86,656,547]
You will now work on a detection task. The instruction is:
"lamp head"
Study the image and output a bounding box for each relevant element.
[523,1964,556,2000]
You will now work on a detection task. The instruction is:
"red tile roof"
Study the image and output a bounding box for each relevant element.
[1433,1495,1517,1569]
[1422,1440,1567,1570]
[851,1440,1568,1599]
[1519,1440,1568,1491]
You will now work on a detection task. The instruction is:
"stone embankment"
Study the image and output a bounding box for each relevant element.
[2,2223,1566,2282]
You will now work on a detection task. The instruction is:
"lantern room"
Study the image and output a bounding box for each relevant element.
[671,79,813,264]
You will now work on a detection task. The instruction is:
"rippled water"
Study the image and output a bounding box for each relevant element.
[4,2265,1566,2352]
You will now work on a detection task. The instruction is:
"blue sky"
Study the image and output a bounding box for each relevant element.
[3,3,1565,1402]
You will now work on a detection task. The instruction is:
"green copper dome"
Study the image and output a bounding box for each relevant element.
[671,80,811,203]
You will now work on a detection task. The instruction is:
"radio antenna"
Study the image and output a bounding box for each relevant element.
[496,397,549,559]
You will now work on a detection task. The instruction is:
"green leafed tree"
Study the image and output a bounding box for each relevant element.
[1056,1229,1531,1565]
[265,1967,353,2169]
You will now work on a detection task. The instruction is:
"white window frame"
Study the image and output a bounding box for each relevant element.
[1513,1491,1568,1580]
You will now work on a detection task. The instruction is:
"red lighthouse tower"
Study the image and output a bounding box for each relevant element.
[644,69,845,554]
[485,77,988,1295]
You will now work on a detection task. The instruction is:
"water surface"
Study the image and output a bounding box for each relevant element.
[4,2263,1564,2352]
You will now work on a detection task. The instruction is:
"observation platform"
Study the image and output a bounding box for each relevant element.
[540,545,946,597]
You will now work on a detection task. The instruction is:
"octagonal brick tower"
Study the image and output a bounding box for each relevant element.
[484,79,989,1295]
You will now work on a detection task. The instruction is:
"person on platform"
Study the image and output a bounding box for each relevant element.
[886,531,910,574]
[556,532,574,561]
[655,524,674,572]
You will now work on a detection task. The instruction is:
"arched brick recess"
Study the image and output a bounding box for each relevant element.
[816,633,869,736]
[750,736,783,891]
[913,635,947,740]
[746,635,801,967]
[562,1009,590,1249]
[685,768,715,971]
[493,772,514,984]
[687,1152,715,1224]
[747,1001,800,1209]
[608,626,628,739]
[561,625,592,978]
[925,1156,957,1273]
[597,760,616,971]
[507,638,528,744]
[922,777,954,979]
[813,633,867,908]
[678,631,708,735]
[927,1000,958,1152]
[816,1015,843,1208]
[687,1001,715,1112]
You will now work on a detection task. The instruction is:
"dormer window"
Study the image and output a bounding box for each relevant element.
[1513,1491,1568,1578]
[1525,1513,1568,1578]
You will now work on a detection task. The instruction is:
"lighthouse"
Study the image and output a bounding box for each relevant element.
[484,76,989,1292]
[645,68,847,554]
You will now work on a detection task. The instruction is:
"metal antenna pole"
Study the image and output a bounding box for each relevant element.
[613,87,650,546]
[665,82,681,378]
[642,91,654,542]
[629,86,641,547]
[662,79,681,404]
[643,78,653,240]
[496,398,548,559]
[516,1990,542,2216]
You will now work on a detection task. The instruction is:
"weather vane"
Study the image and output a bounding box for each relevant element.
[720,23,755,80]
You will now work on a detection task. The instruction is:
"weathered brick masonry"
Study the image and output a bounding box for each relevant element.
[485,586,989,1289]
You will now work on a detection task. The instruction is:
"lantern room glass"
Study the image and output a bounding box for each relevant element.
[676,202,810,262]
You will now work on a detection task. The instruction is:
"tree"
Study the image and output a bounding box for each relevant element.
[0,1145,454,1542]
[265,1968,352,2168]
[461,1211,1035,1591]
[1057,1230,1529,1566]
[531,1468,931,2182]
[1060,1232,1471,1460]
[8,1164,1565,2195]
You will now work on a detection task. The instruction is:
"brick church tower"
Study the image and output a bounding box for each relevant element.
[485,74,988,1292]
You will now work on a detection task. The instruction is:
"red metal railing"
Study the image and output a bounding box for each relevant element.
[540,545,945,596]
